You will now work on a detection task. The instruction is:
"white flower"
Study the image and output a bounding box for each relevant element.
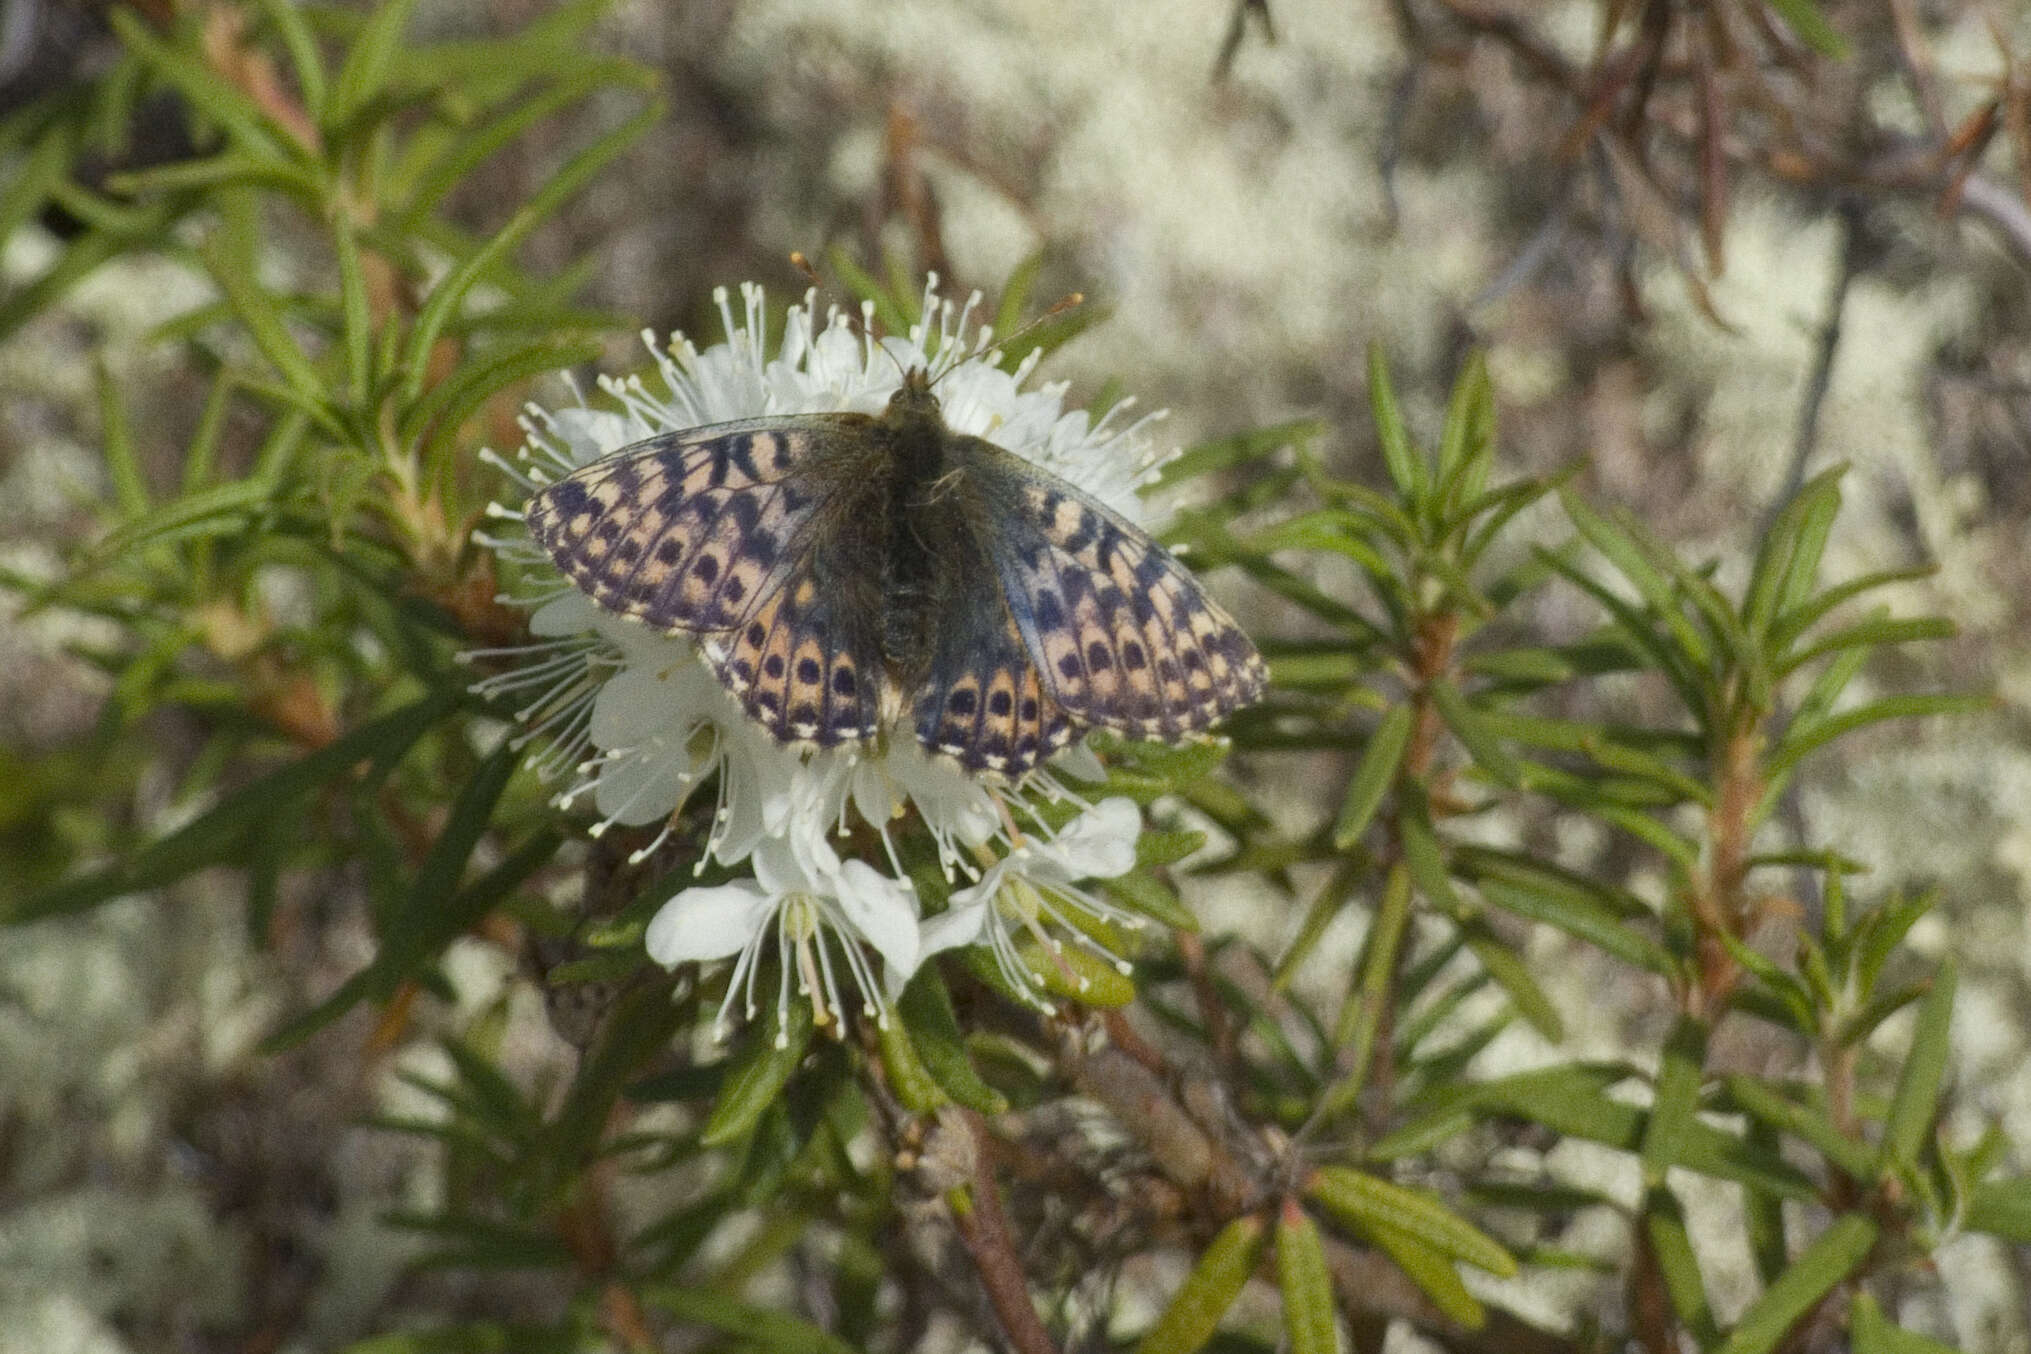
[645,821,920,1041]
[469,278,1169,1025]
[921,796,1146,1009]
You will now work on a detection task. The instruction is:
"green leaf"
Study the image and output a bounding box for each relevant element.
[642,1286,862,1354]
[1769,694,1982,780]
[330,0,422,128]
[1764,0,1849,58]
[1642,1187,1718,1345]
[1355,1217,1486,1328]
[1744,467,1842,640]
[399,93,663,402]
[1427,678,1521,787]
[1320,863,1413,1118]
[1714,1214,1877,1354]
[700,998,817,1147]
[1849,1293,1962,1354]
[1275,1204,1338,1354]
[1102,870,1198,930]
[896,969,1007,1113]
[1150,418,1322,494]
[875,1011,946,1113]
[1879,961,1955,1175]
[1135,1214,1268,1354]
[1332,704,1412,849]
[254,0,329,121]
[1722,1076,1876,1180]
[1459,917,1563,1042]
[1640,1017,1709,1184]
[199,234,330,408]
[1306,1166,1516,1277]
[15,691,456,924]
[1966,1175,2031,1241]
[108,9,294,164]
[1366,343,1425,503]
[1434,350,1493,511]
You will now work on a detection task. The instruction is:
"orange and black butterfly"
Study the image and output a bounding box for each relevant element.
[523,370,1265,778]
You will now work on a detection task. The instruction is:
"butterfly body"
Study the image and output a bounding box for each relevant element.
[524,371,1265,777]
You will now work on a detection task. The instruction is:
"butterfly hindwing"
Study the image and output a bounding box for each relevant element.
[912,601,1073,777]
[524,416,861,634]
[704,548,885,747]
[959,440,1266,740]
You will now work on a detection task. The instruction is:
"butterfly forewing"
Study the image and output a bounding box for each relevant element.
[962,439,1267,740]
[525,415,888,749]
[524,418,856,633]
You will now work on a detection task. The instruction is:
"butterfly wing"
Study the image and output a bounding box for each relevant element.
[524,417,885,746]
[956,439,1267,741]
[909,528,1075,776]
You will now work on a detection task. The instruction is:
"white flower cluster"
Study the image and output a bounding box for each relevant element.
[473,281,1173,1038]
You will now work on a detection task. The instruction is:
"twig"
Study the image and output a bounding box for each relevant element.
[951,1110,1061,1354]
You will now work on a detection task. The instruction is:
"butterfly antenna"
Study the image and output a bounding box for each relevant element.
[929,290,1086,392]
[791,250,914,381]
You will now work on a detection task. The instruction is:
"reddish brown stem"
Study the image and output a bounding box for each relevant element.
[951,1111,1061,1354]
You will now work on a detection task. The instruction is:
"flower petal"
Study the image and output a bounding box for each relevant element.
[833,859,922,978]
[645,881,774,965]
[917,897,990,959]
[1043,797,1141,880]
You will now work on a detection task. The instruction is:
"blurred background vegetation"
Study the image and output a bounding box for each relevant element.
[5,0,2031,1351]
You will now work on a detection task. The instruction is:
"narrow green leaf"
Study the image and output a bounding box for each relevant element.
[642,1285,861,1354]
[376,738,523,987]
[1332,704,1412,849]
[1135,1214,1268,1354]
[1764,0,1849,58]
[1151,418,1321,493]
[199,236,329,405]
[1366,343,1424,502]
[400,95,663,402]
[1714,1214,1877,1354]
[95,360,149,516]
[1320,864,1413,1118]
[1642,1187,1718,1345]
[1640,1017,1709,1184]
[107,9,291,163]
[1275,1203,1339,1354]
[1880,961,1955,1175]
[1966,1176,2031,1241]
[1101,870,1198,931]
[1307,1166,1516,1277]
[255,0,329,120]
[1776,616,1956,678]
[1722,1076,1876,1180]
[1426,678,1521,786]
[1475,877,1669,973]
[1745,467,1842,640]
[1275,858,1365,991]
[1767,566,1935,653]
[1849,1292,1961,1354]
[875,1013,946,1113]
[333,221,374,405]
[15,692,455,924]
[1355,1217,1486,1328]
[1460,918,1563,1042]
[398,61,653,227]
[331,0,422,128]
[1770,694,1981,779]
[896,969,1006,1113]
[1434,350,1493,510]
[700,998,817,1146]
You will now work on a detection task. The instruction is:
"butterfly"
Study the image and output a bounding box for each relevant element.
[523,369,1266,778]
